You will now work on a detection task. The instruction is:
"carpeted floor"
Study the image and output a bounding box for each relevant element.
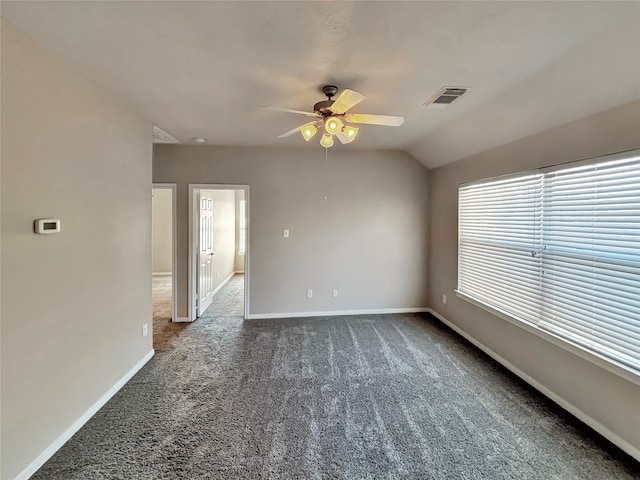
[33,274,639,479]
[152,274,188,352]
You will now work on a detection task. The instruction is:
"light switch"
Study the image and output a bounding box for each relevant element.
[283,229,289,238]
[35,218,61,234]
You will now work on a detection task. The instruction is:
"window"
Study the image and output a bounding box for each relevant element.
[457,149,640,376]
[238,199,246,255]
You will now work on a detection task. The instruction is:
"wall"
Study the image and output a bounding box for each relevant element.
[235,189,245,273]
[152,188,173,274]
[153,146,429,318]
[428,99,640,458]
[1,20,153,480]
[201,189,236,294]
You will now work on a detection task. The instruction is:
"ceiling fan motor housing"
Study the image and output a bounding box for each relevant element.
[314,85,339,115]
[313,99,335,115]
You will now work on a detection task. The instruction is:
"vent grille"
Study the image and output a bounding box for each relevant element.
[153,125,179,144]
[424,87,469,108]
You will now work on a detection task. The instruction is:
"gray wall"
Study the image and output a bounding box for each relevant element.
[1,20,153,479]
[153,146,429,318]
[152,188,173,273]
[428,99,640,457]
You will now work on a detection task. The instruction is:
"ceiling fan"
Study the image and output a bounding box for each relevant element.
[261,85,404,148]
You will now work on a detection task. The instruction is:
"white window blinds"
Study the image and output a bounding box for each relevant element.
[458,174,543,324]
[458,150,640,375]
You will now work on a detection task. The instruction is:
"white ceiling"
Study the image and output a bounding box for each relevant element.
[2,1,639,168]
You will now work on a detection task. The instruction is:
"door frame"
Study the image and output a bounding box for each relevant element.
[188,184,250,321]
[152,183,178,324]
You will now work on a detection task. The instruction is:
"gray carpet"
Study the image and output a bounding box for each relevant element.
[33,274,639,479]
[152,274,188,352]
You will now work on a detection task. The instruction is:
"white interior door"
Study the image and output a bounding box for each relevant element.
[198,193,214,316]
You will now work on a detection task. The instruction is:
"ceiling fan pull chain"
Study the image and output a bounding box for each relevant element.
[324,148,328,201]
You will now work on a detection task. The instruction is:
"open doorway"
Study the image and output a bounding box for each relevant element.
[189,185,249,321]
[151,184,180,350]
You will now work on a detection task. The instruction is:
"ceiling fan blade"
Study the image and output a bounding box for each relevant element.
[278,125,305,139]
[336,132,352,144]
[277,121,318,138]
[260,106,320,117]
[329,89,365,114]
[345,113,404,127]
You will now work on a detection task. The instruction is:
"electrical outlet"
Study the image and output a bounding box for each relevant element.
[333,289,338,298]
[284,229,290,238]
[307,289,313,298]
[216,270,219,278]
[442,294,447,305]
[142,324,148,337]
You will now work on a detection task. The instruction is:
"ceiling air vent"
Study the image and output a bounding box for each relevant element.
[153,125,179,144]
[424,87,469,109]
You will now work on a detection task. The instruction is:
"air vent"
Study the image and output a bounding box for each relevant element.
[424,87,469,109]
[152,125,179,144]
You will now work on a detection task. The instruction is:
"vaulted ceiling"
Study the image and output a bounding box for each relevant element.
[2,1,639,168]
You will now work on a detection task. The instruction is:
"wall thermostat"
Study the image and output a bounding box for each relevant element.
[35,219,61,234]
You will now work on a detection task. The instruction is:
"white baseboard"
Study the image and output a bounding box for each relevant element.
[152,272,172,276]
[234,270,245,274]
[15,349,155,480]
[247,307,429,320]
[427,308,640,462]
[173,317,192,323]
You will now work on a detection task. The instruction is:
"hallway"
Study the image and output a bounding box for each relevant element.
[153,274,244,351]
[200,273,244,320]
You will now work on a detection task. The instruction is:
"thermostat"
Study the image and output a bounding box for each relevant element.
[35,219,61,234]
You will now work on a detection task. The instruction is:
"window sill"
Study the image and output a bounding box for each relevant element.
[454,290,640,387]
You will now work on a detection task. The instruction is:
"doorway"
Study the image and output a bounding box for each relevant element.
[151,183,179,350]
[189,185,249,320]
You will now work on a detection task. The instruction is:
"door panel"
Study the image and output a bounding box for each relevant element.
[198,194,214,316]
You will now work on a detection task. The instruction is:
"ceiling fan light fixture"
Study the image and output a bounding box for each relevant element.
[300,124,317,141]
[343,125,359,140]
[324,117,343,135]
[270,86,404,146]
[320,133,334,148]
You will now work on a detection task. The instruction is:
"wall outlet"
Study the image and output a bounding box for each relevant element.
[442,294,447,305]
[216,270,219,278]
[142,324,148,337]
[283,229,290,238]
[307,289,313,298]
[333,289,338,298]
